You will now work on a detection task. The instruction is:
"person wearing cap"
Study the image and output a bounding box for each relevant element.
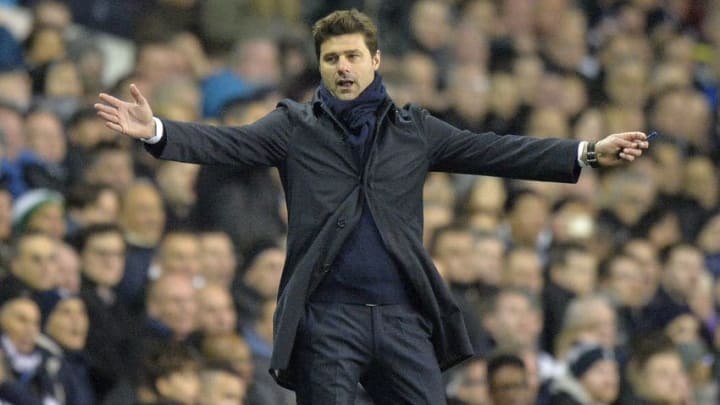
[548,342,619,405]
[11,188,65,240]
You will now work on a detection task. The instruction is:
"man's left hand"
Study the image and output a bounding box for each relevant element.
[595,132,649,167]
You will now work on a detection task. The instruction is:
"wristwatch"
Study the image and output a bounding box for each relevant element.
[586,142,600,168]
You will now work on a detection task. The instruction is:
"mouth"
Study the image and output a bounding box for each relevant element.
[336,79,355,90]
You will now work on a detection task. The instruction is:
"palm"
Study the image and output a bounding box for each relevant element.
[94,84,155,139]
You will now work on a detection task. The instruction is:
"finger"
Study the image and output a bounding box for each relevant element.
[614,131,647,141]
[99,93,127,108]
[97,111,119,124]
[618,152,635,162]
[94,103,117,115]
[105,121,123,133]
[130,84,147,106]
[621,147,643,157]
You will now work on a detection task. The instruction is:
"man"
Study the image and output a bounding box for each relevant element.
[95,9,649,403]
[198,362,247,405]
[487,353,535,405]
[75,224,136,400]
[0,232,60,307]
[548,343,619,405]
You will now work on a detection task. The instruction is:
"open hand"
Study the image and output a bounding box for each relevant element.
[94,84,155,140]
[595,132,649,167]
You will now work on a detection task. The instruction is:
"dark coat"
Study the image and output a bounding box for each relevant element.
[146,97,581,389]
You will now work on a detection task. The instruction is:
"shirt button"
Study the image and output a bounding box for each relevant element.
[337,218,346,228]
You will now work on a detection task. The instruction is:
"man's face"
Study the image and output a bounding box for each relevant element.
[580,359,619,403]
[319,33,380,101]
[196,286,237,336]
[82,231,126,288]
[46,297,88,350]
[148,275,197,339]
[0,299,40,354]
[12,234,58,291]
[489,365,533,405]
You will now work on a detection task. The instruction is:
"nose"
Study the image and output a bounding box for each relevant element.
[337,56,351,73]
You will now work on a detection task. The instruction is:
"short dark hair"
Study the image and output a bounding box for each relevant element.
[141,342,201,395]
[72,223,124,253]
[312,9,379,60]
[487,352,526,380]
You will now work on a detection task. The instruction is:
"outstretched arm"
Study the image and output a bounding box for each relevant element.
[94,84,156,140]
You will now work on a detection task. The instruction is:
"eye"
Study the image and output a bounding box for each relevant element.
[324,54,338,63]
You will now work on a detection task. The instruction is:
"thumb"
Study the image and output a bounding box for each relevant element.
[129,83,147,106]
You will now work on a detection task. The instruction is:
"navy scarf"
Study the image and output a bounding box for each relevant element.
[318,74,387,158]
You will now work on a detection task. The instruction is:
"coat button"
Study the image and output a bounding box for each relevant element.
[337,218,346,228]
[322,264,331,273]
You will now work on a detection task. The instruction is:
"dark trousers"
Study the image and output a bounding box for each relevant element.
[293,302,446,405]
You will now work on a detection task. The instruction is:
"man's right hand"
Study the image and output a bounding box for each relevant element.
[94,84,156,140]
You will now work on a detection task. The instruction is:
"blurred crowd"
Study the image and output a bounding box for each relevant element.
[0,0,719,404]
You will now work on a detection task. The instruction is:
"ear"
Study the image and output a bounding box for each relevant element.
[372,50,381,71]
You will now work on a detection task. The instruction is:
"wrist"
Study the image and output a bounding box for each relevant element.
[586,141,600,168]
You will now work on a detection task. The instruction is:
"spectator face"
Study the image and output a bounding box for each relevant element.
[508,193,549,247]
[202,334,254,382]
[664,246,704,299]
[447,65,489,123]
[159,233,202,278]
[0,298,40,354]
[81,231,126,288]
[636,352,689,405]
[196,284,237,336]
[87,149,134,193]
[45,297,88,350]
[199,232,237,287]
[606,256,645,307]
[199,370,246,405]
[26,201,66,240]
[485,291,541,349]
[156,161,199,209]
[236,39,280,86]
[454,359,489,405]
[318,33,380,101]
[552,250,598,296]
[148,274,197,339]
[503,249,543,295]
[684,156,718,209]
[410,0,452,51]
[489,364,533,405]
[471,237,505,287]
[56,243,81,294]
[119,183,165,246]
[26,27,65,65]
[432,229,475,284]
[45,60,83,98]
[11,234,58,291]
[24,110,66,164]
[82,188,120,226]
[580,359,619,403]
[243,248,284,298]
[156,365,201,405]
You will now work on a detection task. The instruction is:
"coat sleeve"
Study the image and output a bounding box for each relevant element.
[421,108,582,183]
[144,106,290,168]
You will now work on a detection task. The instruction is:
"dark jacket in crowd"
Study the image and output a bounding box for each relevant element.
[79,278,138,400]
[145,96,582,389]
